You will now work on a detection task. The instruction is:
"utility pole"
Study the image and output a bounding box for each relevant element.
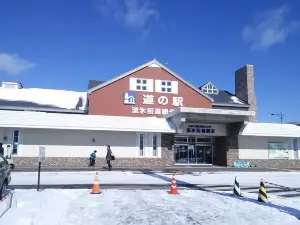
[271,112,284,124]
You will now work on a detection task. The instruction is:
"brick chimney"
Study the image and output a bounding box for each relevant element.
[235,64,257,122]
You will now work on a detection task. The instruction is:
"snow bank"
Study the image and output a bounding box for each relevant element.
[0,192,14,218]
[0,190,75,225]
[0,88,88,110]
[1,189,300,224]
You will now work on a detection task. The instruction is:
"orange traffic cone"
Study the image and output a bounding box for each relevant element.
[168,173,179,195]
[90,171,102,194]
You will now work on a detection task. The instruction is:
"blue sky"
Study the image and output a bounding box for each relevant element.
[0,0,300,123]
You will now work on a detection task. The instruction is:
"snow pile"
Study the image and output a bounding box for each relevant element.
[0,87,88,110]
[1,189,300,224]
[230,96,244,104]
[0,192,13,218]
[1,190,74,225]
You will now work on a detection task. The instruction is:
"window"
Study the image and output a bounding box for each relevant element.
[174,136,188,143]
[161,81,172,93]
[293,138,298,159]
[139,134,144,156]
[136,79,147,91]
[196,137,212,143]
[13,130,19,154]
[153,134,157,156]
[201,82,219,94]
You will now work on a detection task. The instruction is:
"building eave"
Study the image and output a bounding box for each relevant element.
[0,106,87,114]
[212,103,250,108]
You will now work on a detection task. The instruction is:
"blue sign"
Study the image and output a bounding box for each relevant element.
[123,92,136,105]
[186,124,215,134]
[233,161,250,168]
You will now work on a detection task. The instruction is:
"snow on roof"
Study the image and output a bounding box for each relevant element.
[240,122,300,137]
[0,87,87,110]
[230,96,244,104]
[0,110,175,133]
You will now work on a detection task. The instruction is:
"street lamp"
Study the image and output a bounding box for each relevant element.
[271,112,284,124]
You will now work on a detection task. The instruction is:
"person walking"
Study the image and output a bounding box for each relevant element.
[106,145,114,171]
[89,150,97,167]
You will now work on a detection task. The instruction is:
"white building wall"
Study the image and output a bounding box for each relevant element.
[1,128,161,158]
[239,136,300,160]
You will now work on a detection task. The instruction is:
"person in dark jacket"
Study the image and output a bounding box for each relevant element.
[0,143,4,156]
[89,150,97,167]
[106,145,113,170]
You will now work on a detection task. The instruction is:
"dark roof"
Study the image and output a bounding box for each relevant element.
[88,80,105,90]
[198,82,249,108]
[210,90,249,107]
[0,99,86,114]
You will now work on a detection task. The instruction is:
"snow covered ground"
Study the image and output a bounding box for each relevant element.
[3,171,300,224]
[1,189,300,225]
[10,171,169,185]
[158,171,300,187]
[11,170,300,187]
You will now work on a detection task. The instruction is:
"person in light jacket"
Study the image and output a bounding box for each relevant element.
[106,145,113,171]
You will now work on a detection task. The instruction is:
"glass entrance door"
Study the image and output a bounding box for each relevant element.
[195,145,205,164]
[195,145,213,164]
[174,144,189,164]
[188,145,197,164]
[175,144,213,164]
[204,145,213,164]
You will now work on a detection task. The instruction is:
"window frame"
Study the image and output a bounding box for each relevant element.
[136,79,148,91]
[161,80,172,93]
[293,138,299,159]
[153,134,158,157]
[139,133,145,156]
[136,133,161,158]
[201,82,219,94]
[13,129,20,155]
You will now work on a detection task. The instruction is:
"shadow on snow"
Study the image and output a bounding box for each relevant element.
[142,171,300,220]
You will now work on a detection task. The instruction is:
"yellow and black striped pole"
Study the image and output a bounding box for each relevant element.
[258,179,268,203]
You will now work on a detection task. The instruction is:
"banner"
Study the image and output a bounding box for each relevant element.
[268,142,289,159]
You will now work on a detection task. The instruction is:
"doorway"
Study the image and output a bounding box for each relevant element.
[174,136,214,164]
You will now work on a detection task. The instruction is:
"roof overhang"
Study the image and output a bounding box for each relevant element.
[165,107,254,133]
[212,103,249,108]
[239,122,300,138]
[165,107,254,123]
[0,110,175,133]
[0,106,86,114]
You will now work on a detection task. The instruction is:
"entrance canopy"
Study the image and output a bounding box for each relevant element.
[165,107,255,133]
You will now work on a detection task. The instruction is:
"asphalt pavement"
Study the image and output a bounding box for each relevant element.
[11,166,290,173]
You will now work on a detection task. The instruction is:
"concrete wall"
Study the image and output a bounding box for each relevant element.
[237,136,300,168]
[2,128,175,168]
[13,129,162,158]
[238,136,299,160]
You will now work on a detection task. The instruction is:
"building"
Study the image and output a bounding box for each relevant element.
[0,59,300,169]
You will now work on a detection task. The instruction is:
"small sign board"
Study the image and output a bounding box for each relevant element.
[233,161,249,168]
[39,146,46,162]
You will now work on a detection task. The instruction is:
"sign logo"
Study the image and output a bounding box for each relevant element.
[186,124,215,134]
[124,92,136,105]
